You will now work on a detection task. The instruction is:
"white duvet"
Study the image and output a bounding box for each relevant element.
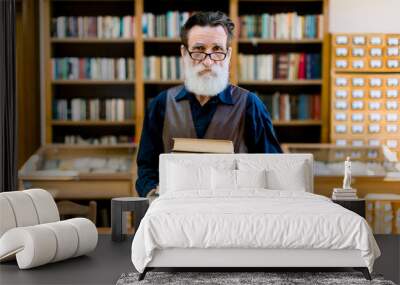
[131,190,380,273]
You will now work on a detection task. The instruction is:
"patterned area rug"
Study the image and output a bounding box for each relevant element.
[116,271,396,285]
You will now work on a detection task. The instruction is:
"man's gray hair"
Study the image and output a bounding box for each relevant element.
[180,11,235,49]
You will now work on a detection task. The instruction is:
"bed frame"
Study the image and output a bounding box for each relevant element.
[138,154,372,281]
[138,248,371,280]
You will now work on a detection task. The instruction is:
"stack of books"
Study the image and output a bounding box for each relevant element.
[332,188,358,200]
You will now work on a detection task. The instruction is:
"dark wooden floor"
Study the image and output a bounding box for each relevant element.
[1,234,398,285]
[0,235,134,285]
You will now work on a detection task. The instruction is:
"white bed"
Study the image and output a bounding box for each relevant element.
[131,154,380,280]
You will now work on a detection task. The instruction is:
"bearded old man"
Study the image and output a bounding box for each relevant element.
[136,11,282,198]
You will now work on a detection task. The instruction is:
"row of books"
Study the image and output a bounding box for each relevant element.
[239,53,321,80]
[52,16,135,38]
[240,13,323,40]
[142,12,191,38]
[50,13,323,40]
[52,58,135,80]
[259,92,321,121]
[63,135,135,145]
[54,98,135,121]
[143,56,183,80]
[51,53,321,81]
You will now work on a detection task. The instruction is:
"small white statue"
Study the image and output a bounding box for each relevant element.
[342,156,352,189]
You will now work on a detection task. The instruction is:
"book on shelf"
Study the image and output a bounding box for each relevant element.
[239,13,323,40]
[54,98,135,121]
[52,16,135,39]
[172,138,234,154]
[238,53,321,81]
[259,92,321,121]
[52,58,135,81]
[142,11,191,38]
[143,56,183,80]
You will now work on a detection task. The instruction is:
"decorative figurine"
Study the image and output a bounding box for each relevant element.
[342,156,352,190]
[332,157,357,200]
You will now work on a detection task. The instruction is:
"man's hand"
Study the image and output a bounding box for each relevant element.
[146,187,159,203]
[146,188,158,197]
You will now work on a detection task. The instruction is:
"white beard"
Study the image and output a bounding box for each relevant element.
[183,55,230,97]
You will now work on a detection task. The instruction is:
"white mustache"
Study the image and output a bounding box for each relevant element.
[194,65,218,77]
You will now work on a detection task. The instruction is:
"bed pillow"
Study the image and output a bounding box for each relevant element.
[266,167,307,191]
[236,169,268,189]
[237,158,309,191]
[167,162,211,191]
[212,168,236,190]
[211,168,268,190]
[165,158,236,193]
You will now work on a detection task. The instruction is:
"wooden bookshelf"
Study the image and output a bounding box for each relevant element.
[238,39,323,44]
[50,143,138,148]
[143,80,183,85]
[239,80,323,86]
[143,37,181,43]
[240,0,323,2]
[51,38,135,43]
[41,0,330,145]
[43,0,136,145]
[52,120,136,126]
[134,0,144,142]
[273,120,322,126]
[237,0,329,143]
[52,80,135,85]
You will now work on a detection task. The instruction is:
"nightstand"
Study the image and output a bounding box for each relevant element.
[332,199,366,218]
[111,197,149,242]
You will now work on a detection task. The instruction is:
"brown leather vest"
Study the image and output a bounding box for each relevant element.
[162,85,249,153]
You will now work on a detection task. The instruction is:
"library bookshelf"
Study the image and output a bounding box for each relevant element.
[41,0,331,146]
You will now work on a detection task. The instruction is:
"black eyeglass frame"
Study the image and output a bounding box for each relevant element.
[184,46,228,62]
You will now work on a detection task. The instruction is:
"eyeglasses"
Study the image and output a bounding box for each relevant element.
[186,48,227,62]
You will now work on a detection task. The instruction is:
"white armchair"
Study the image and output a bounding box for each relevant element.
[0,189,98,269]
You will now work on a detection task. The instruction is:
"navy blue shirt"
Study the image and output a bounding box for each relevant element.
[135,85,282,197]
